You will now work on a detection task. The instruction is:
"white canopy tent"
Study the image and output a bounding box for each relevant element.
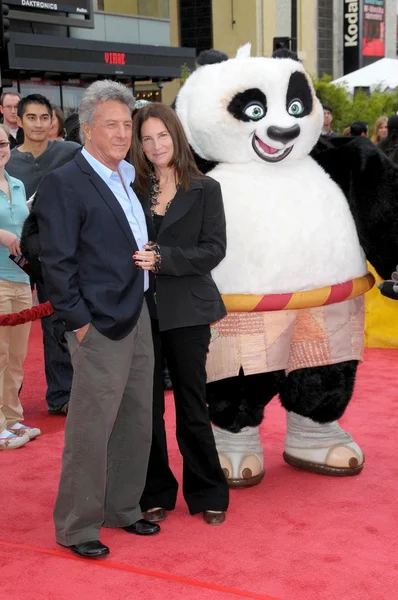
[331,58,398,93]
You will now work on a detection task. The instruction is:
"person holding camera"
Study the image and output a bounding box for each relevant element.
[0,123,40,449]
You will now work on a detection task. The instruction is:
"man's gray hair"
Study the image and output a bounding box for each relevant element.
[79,80,135,142]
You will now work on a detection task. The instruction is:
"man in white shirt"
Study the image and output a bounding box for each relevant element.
[0,92,24,148]
[36,80,159,559]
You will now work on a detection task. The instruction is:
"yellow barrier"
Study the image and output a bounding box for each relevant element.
[365,263,398,348]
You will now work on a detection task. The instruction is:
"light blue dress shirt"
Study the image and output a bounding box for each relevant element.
[82,148,149,291]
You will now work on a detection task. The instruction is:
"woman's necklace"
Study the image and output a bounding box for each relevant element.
[149,171,176,217]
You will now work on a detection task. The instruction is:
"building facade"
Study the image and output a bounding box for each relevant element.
[3,1,396,111]
[2,0,195,114]
[162,0,397,104]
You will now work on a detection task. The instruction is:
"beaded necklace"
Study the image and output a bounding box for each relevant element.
[148,171,177,217]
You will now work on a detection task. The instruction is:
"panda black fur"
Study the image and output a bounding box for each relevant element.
[175,45,398,485]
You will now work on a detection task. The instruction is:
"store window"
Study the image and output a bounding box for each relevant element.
[101,0,169,18]
[135,90,162,102]
[62,80,88,117]
[19,80,61,107]
[179,0,212,54]
[1,81,19,96]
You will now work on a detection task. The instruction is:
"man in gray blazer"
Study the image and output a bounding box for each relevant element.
[36,80,160,559]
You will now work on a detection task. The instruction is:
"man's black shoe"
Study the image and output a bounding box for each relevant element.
[123,518,161,536]
[70,540,110,559]
[49,401,69,416]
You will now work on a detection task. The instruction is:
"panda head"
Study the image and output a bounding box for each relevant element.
[176,44,323,165]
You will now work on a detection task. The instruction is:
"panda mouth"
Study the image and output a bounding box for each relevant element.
[252,135,293,163]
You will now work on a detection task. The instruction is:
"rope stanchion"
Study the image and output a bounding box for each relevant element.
[0,301,54,326]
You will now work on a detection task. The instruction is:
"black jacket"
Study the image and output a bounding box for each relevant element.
[139,174,227,332]
[35,150,147,341]
[9,127,24,149]
[312,135,398,281]
[21,146,81,282]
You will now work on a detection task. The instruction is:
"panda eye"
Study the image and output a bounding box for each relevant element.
[244,103,265,121]
[288,99,304,117]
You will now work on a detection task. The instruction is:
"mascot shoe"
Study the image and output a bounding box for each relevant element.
[283,412,364,476]
[213,425,264,487]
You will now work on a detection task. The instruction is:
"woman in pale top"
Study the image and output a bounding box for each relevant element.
[131,103,229,525]
[0,123,40,448]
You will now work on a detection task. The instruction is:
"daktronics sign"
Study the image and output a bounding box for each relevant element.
[7,0,91,14]
[343,0,360,74]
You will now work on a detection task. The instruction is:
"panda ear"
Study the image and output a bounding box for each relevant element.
[235,43,252,59]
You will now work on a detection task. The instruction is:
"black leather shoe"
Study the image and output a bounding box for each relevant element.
[123,518,160,536]
[70,540,110,559]
[49,401,69,416]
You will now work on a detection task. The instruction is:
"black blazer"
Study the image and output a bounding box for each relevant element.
[35,150,148,341]
[9,127,24,149]
[139,174,227,332]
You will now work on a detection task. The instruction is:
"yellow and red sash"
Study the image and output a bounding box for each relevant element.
[221,273,375,312]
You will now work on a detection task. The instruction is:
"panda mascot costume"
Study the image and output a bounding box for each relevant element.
[175,44,398,487]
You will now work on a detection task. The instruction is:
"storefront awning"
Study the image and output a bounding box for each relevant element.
[7,33,196,81]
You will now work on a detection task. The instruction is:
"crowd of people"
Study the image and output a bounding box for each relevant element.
[321,103,398,163]
[1,78,398,559]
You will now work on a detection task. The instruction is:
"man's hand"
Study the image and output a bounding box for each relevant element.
[0,230,21,255]
[377,281,398,300]
[76,323,90,343]
[377,265,398,300]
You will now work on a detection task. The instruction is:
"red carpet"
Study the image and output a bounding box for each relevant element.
[1,321,398,600]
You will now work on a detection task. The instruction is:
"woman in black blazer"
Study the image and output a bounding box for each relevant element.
[131,103,229,525]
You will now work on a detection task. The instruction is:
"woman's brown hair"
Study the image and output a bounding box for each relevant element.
[52,105,65,138]
[131,102,201,196]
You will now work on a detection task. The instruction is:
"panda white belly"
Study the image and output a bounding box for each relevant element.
[209,157,367,295]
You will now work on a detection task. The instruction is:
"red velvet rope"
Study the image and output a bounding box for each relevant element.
[0,301,54,326]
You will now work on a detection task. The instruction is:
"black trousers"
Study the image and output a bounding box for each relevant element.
[140,322,229,515]
[36,281,73,411]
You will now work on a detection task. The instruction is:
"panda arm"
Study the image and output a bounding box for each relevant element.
[158,178,226,276]
[313,136,398,280]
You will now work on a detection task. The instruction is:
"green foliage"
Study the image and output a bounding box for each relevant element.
[180,63,191,85]
[312,74,398,136]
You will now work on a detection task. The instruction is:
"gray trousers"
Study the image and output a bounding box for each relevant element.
[54,302,154,547]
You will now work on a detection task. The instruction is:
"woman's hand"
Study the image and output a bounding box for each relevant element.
[133,248,156,271]
[0,230,21,255]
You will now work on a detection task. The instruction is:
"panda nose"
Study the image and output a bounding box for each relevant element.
[267,124,301,144]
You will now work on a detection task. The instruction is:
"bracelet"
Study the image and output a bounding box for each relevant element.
[147,241,162,274]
